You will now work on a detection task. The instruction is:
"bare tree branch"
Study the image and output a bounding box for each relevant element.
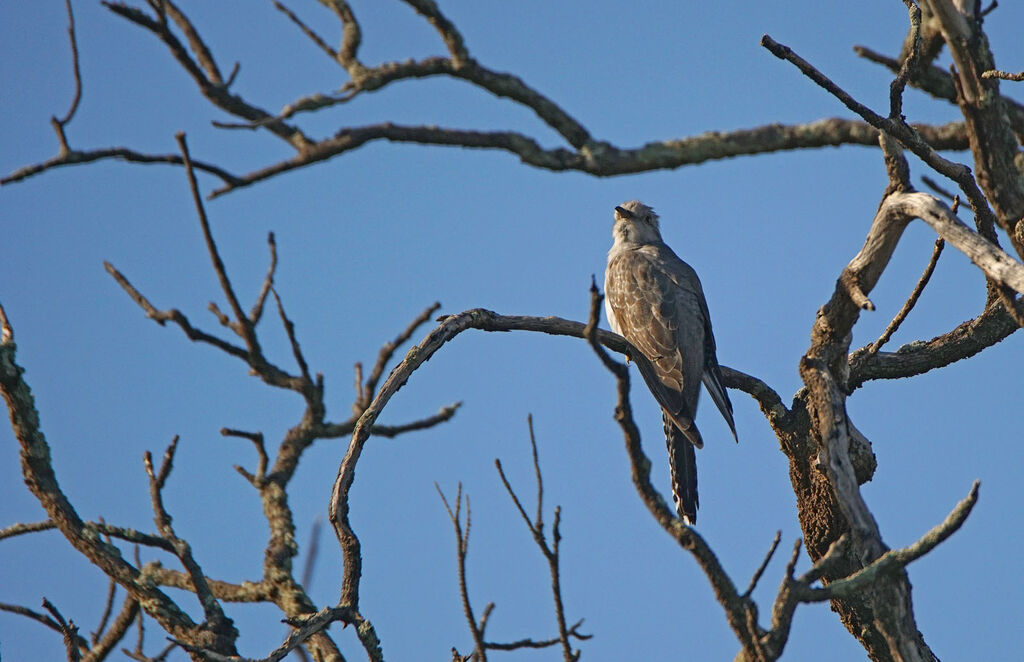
[494,417,585,662]
[1,147,240,187]
[743,531,782,599]
[85,595,140,662]
[3,0,978,198]
[0,601,89,656]
[866,238,945,358]
[51,0,83,153]
[921,0,1024,253]
[143,437,236,642]
[436,483,486,662]
[982,69,1024,81]
[762,34,1002,247]
[250,233,278,325]
[273,2,336,60]
[0,310,238,656]
[43,598,83,662]
[90,572,118,646]
[849,293,1024,387]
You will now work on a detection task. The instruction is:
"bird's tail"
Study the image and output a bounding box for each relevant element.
[663,411,699,525]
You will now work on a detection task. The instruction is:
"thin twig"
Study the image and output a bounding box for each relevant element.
[104,262,248,359]
[436,483,486,662]
[527,414,543,529]
[400,0,469,64]
[365,402,462,437]
[51,0,83,153]
[42,598,84,662]
[175,606,354,662]
[484,620,591,651]
[123,641,177,662]
[221,428,268,483]
[494,460,533,532]
[2,147,240,187]
[250,232,278,325]
[143,437,233,635]
[361,302,442,407]
[0,519,56,540]
[272,288,312,382]
[921,175,957,201]
[866,237,945,357]
[176,133,254,348]
[743,531,782,598]
[761,34,1000,245]
[889,0,922,120]
[91,568,119,645]
[981,69,1024,81]
[300,518,322,592]
[0,601,89,654]
[130,547,146,656]
[796,482,980,601]
[273,1,337,59]
[494,419,582,662]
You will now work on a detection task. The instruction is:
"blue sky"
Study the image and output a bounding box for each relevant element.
[2,1,1022,660]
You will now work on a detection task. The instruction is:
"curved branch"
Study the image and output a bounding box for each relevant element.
[844,192,1024,304]
[326,301,773,662]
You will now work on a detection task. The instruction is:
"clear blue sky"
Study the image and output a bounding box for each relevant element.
[2,1,1022,660]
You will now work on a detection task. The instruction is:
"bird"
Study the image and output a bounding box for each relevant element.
[604,200,736,525]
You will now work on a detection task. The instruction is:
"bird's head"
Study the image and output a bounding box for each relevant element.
[612,200,662,245]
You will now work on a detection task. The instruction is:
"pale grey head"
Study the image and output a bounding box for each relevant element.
[611,199,663,246]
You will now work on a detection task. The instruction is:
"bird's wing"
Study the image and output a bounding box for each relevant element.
[606,249,705,447]
[701,367,737,442]
[653,245,738,443]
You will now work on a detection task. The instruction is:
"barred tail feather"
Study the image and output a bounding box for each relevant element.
[663,412,699,525]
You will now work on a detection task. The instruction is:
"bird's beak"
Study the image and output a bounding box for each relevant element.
[614,206,634,220]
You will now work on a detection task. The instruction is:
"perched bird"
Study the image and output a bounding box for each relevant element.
[604,200,736,524]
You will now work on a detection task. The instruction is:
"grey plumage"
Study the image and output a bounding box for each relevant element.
[604,200,736,524]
